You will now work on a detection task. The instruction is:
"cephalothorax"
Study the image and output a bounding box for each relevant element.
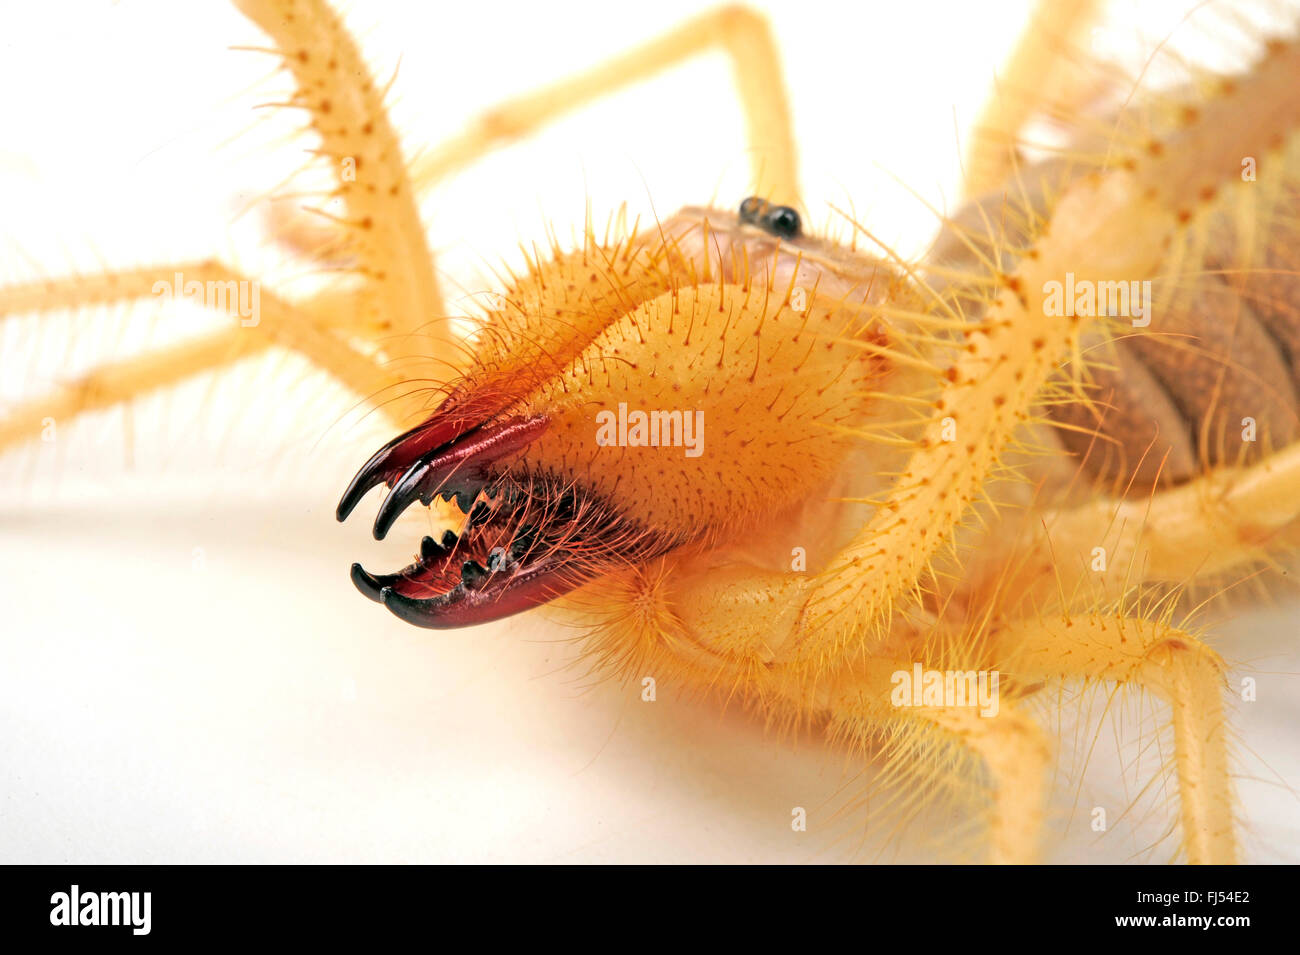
[5,0,1300,863]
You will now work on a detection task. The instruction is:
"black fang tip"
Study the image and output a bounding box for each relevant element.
[350,562,385,602]
[372,460,433,541]
[380,586,457,630]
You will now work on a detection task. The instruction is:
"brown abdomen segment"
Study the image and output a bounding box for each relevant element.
[930,162,1300,493]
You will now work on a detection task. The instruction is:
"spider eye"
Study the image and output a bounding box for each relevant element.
[762,204,801,239]
[737,197,801,239]
[738,195,768,224]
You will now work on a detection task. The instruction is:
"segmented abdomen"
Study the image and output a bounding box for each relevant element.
[931,113,1300,492]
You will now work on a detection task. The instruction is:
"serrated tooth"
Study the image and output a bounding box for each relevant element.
[468,501,492,526]
[335,402,481,524]
[461,560,490,590]
[420,535,443,562]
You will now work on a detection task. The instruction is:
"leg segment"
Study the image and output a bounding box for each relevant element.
[233,0,453,368]
[0,330,264,454]
[0,262,406,455]
[922,705,1049,864]
[581,565,1050,863]
[970,440,1300,617]
[963,0,1103,197]
[408,5,800,206]
[999,614,1236,863]
[823,659,1050,864]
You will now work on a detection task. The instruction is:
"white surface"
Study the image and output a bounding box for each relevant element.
[1,0,1297,863]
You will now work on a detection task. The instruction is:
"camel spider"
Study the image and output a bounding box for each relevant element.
[3,0,1299,864]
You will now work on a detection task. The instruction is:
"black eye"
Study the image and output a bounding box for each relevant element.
[738,196,768,224]
[762,205,801,239]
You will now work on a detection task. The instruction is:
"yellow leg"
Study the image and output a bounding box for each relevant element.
[1000,614,1236,864]
[792,36,1300,662]
[585,559,1048,862]
[233,0,453,368]
[408,5,800,207]
[823,659,1049,864]
[1052,441,1300,582]
[0,330,264,454]
[970,440,1300,617]
[963,0,1104,197]
[8,0,470,459]
[923,705,1049,864]
[0,262,406,455]
[6,3,801,459]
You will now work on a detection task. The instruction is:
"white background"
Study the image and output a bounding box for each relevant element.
[1,0,1297,863]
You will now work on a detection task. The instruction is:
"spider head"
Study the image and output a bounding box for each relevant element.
[337,204,911,628]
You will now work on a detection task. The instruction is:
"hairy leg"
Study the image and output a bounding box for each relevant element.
[5,0,473,457]
[407,5,800,207]
[233,0,453,368]
[4,5,803,460]
[971,441,1300,615]
[623,564,1049,863]
[0,262,404,455]
[963,0,1103,197]
[795,38,1300,663]
[999,613,1235,864]
[819,659,1050,864]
